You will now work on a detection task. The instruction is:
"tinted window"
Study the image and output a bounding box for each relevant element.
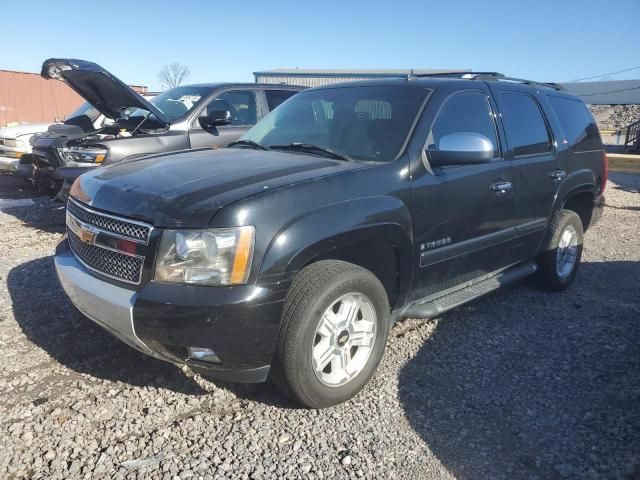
[500,93,551,156]
[427,90,499,157]
[265,90,298,110]
[240,86,429,162]
[209,90,257,126]
[548,96,600,152]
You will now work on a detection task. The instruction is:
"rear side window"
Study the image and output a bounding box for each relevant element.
[265,90,298,111]
[500,93,552,156]
[427,90,500,158]
[547,96,600,152]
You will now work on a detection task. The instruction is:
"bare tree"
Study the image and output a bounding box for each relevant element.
[158,63,190,89]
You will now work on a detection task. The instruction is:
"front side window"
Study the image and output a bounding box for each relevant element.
[205,90,258,126]
[500,93,552,156]
[240,86,429,162]
[547,96,600,152]
[426,90,499,158]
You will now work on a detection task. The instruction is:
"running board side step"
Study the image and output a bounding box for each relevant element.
[401,261,538,320]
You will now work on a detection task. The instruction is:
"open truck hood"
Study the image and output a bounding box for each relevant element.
[41,58,169,125]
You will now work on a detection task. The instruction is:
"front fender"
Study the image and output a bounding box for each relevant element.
[258,195,414,303]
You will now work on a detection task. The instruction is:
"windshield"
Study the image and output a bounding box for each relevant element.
[240,86,429,162]
[67,102,101,122]
[127,85,213,123]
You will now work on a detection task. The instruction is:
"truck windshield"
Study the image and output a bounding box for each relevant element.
[67,102,101,123]
[240,86,429,162]
[127,85,214,123]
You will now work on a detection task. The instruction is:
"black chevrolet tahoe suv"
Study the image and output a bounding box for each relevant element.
[25,59,304,198]
[55,72,606,408]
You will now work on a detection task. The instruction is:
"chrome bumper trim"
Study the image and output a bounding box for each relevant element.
[0,156,20,172]
[55,249,162,359]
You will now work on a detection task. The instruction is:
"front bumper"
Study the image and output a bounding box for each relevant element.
[0,155,20,173]
[55,241,287,383]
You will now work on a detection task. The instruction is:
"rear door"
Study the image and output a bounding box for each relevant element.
[489,85,563,260]
[189,89,260,149]
[410,86,517,300]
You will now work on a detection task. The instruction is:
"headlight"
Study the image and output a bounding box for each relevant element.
[155,226,255,286]
[56,146,107,165]
[3,139,26,149]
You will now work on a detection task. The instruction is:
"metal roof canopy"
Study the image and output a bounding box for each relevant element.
[560,79,640,105]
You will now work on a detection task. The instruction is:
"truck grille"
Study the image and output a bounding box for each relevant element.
[67,199,150,242]
[68,230,144,283]
[66,199,152,284]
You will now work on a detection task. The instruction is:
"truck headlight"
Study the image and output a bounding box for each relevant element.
[56,146,107,165]
[3,139,26,149]
[155,226,255,285]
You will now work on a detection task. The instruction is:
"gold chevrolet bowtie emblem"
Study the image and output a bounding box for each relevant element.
[67,212,98,245]
[78,225,97,244]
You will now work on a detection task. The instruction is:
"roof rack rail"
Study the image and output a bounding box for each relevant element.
[408,71,565,91]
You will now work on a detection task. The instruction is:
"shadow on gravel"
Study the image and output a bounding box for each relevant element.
[1,202,67,235]
[398,261,640,480]
[8,256,207,395]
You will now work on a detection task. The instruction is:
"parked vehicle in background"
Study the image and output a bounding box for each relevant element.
[55,72,605,408]
[0,122,53,174]
[28,59,305,198]
[6,100,153,178]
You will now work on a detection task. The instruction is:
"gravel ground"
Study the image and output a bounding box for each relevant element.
[0,173,638,480]
[588,105,640,131]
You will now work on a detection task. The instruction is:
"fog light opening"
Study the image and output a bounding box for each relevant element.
[187,347,221,364]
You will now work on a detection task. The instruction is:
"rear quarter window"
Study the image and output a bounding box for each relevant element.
[265,90,298,111]
[547,96,601,152]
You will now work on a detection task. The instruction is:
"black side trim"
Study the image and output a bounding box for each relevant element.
[515,218,547,237]
[420,227,515,267]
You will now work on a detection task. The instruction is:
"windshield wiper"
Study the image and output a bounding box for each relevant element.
[228,140,270,151]
[270,143,352,162]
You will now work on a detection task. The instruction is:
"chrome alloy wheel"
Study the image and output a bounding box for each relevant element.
[312,293,377,387]
[556,225,579,278]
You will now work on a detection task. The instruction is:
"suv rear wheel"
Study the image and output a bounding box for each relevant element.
[271,260,390,408]
[535,209,584,291]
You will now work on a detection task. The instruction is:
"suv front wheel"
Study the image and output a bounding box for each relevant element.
[271,260,390,408]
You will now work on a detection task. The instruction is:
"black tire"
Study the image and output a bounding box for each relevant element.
[535,209,584,291]
[271,260,390,408]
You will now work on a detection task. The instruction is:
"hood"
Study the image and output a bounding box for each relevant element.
[0,122,54,139]
[41,58,168,124]
[72,148,366,228]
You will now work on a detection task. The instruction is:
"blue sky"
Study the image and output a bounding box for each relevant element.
[3,0,638,90]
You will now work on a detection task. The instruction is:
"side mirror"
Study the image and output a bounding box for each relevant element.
[427,132,494,167]
[199,110,232,129]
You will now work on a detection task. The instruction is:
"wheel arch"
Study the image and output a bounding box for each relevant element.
[257,195,414,310]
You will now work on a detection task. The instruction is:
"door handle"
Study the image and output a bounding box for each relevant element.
[490,181,513,195]
[549,170,567,181]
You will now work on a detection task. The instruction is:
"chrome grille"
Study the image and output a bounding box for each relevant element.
[68,230,144,283]
[66,199,152,284]
[67,199,150,242]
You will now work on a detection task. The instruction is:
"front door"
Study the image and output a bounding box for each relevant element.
[410,88,517,301]
[189,89,259,149]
